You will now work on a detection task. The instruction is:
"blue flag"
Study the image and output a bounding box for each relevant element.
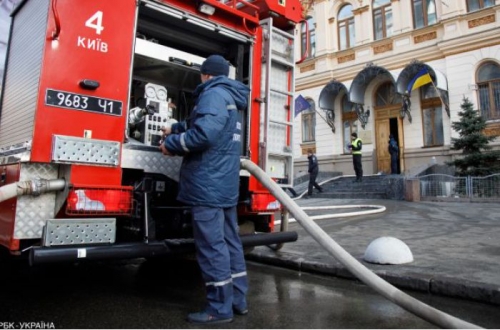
[294,95,310,117]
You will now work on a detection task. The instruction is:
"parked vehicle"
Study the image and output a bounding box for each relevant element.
[0,0,302,264]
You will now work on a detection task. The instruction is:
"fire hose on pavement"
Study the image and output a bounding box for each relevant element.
[241,158,480,329]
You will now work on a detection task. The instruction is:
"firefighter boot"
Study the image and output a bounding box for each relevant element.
[233,305,249,316]
[187,311,233,324]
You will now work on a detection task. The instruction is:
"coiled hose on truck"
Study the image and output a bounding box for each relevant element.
[241,159,480,329]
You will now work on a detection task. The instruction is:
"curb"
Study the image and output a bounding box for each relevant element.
[247,250,500,306]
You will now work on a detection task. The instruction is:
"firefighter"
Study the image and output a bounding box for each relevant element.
[160,55,249,324]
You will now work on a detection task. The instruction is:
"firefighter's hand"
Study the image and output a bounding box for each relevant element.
[161,118,179,136]
[161,124,172,136]
[159,143,173,156]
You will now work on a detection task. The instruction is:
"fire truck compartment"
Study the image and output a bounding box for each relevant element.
[133,38,207,93]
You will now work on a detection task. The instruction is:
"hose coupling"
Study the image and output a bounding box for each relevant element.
[17,178,66,197]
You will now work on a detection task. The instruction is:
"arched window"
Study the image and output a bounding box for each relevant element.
[467,0,495,12]
[373,0,392,40]
[421,84,444,146]
[375,82,401,106]
[338,4,355,50]
[302,98,316,142]
[477,62,500,120]
[341,94,357,153]
[412,0,437,28]
[301,16,316,59]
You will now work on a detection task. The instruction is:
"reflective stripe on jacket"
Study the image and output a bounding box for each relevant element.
[352,138,362,155]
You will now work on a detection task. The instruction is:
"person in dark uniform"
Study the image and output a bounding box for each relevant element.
[307,149,323,197]
[387,134,399,174]
[388,134,399,174]
[349,132,363,182]
[160,55,249,324]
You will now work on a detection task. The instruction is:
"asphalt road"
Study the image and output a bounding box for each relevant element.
[0,258,498,329]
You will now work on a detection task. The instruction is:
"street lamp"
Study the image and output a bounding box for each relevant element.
[354,104,370,129]
[400,93,413,123]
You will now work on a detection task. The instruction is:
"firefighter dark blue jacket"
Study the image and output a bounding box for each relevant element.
[164,76,249,207]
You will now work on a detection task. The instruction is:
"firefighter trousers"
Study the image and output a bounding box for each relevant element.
[191,205,248,318]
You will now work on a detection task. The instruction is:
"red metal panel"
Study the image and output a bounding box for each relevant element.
[69,165,123,186]
[265,0,303,24]
[0,164,20,250]
[213,0,303,28]
[248,27,266,193]
[158,0,260,36]
[31,0,137,185]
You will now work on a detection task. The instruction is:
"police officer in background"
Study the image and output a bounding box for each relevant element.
[160,55,249,324]
[307,149,323,197]
[349,132,363,182]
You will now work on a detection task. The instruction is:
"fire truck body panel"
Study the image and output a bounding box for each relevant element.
[0,0,49,152]
[0,163,20,250]
[32,0,136,174]
[0,0,302,261]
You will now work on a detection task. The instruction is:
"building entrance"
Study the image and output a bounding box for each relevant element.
[375,106,403,174]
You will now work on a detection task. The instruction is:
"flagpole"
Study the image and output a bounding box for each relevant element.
[314,109,336,133]
[315,110,328,124]
[429,79,449,117]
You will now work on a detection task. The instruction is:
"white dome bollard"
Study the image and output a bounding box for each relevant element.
[363,236,414,265]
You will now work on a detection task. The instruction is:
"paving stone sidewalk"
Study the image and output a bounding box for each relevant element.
[248,198,500,305]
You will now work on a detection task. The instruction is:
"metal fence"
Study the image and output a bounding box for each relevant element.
[417,174,500,200]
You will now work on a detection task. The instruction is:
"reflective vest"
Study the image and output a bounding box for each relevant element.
[352,138,362,155]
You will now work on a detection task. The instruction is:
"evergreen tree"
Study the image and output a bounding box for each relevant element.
[446,96,500,176]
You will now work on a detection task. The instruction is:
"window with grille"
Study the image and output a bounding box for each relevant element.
[421,85,444,146]
[477,62,500,121]
[375,82,401,106]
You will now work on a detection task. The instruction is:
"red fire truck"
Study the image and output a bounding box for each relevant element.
[0,0,302,264]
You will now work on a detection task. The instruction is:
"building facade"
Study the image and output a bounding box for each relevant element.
[293,0,500,178]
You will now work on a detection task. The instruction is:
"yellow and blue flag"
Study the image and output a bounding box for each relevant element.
[294,94,311,117]
[407,69,433,94]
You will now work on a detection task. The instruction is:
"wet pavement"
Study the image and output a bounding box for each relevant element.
[0,258,499,329]
[1,198,499,328]
[248,198,500,306]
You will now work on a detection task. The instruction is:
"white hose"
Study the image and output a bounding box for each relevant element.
[241,159,480,329]
[275,205,386,225]
[0,179,66,203]
[0,182,19,202]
